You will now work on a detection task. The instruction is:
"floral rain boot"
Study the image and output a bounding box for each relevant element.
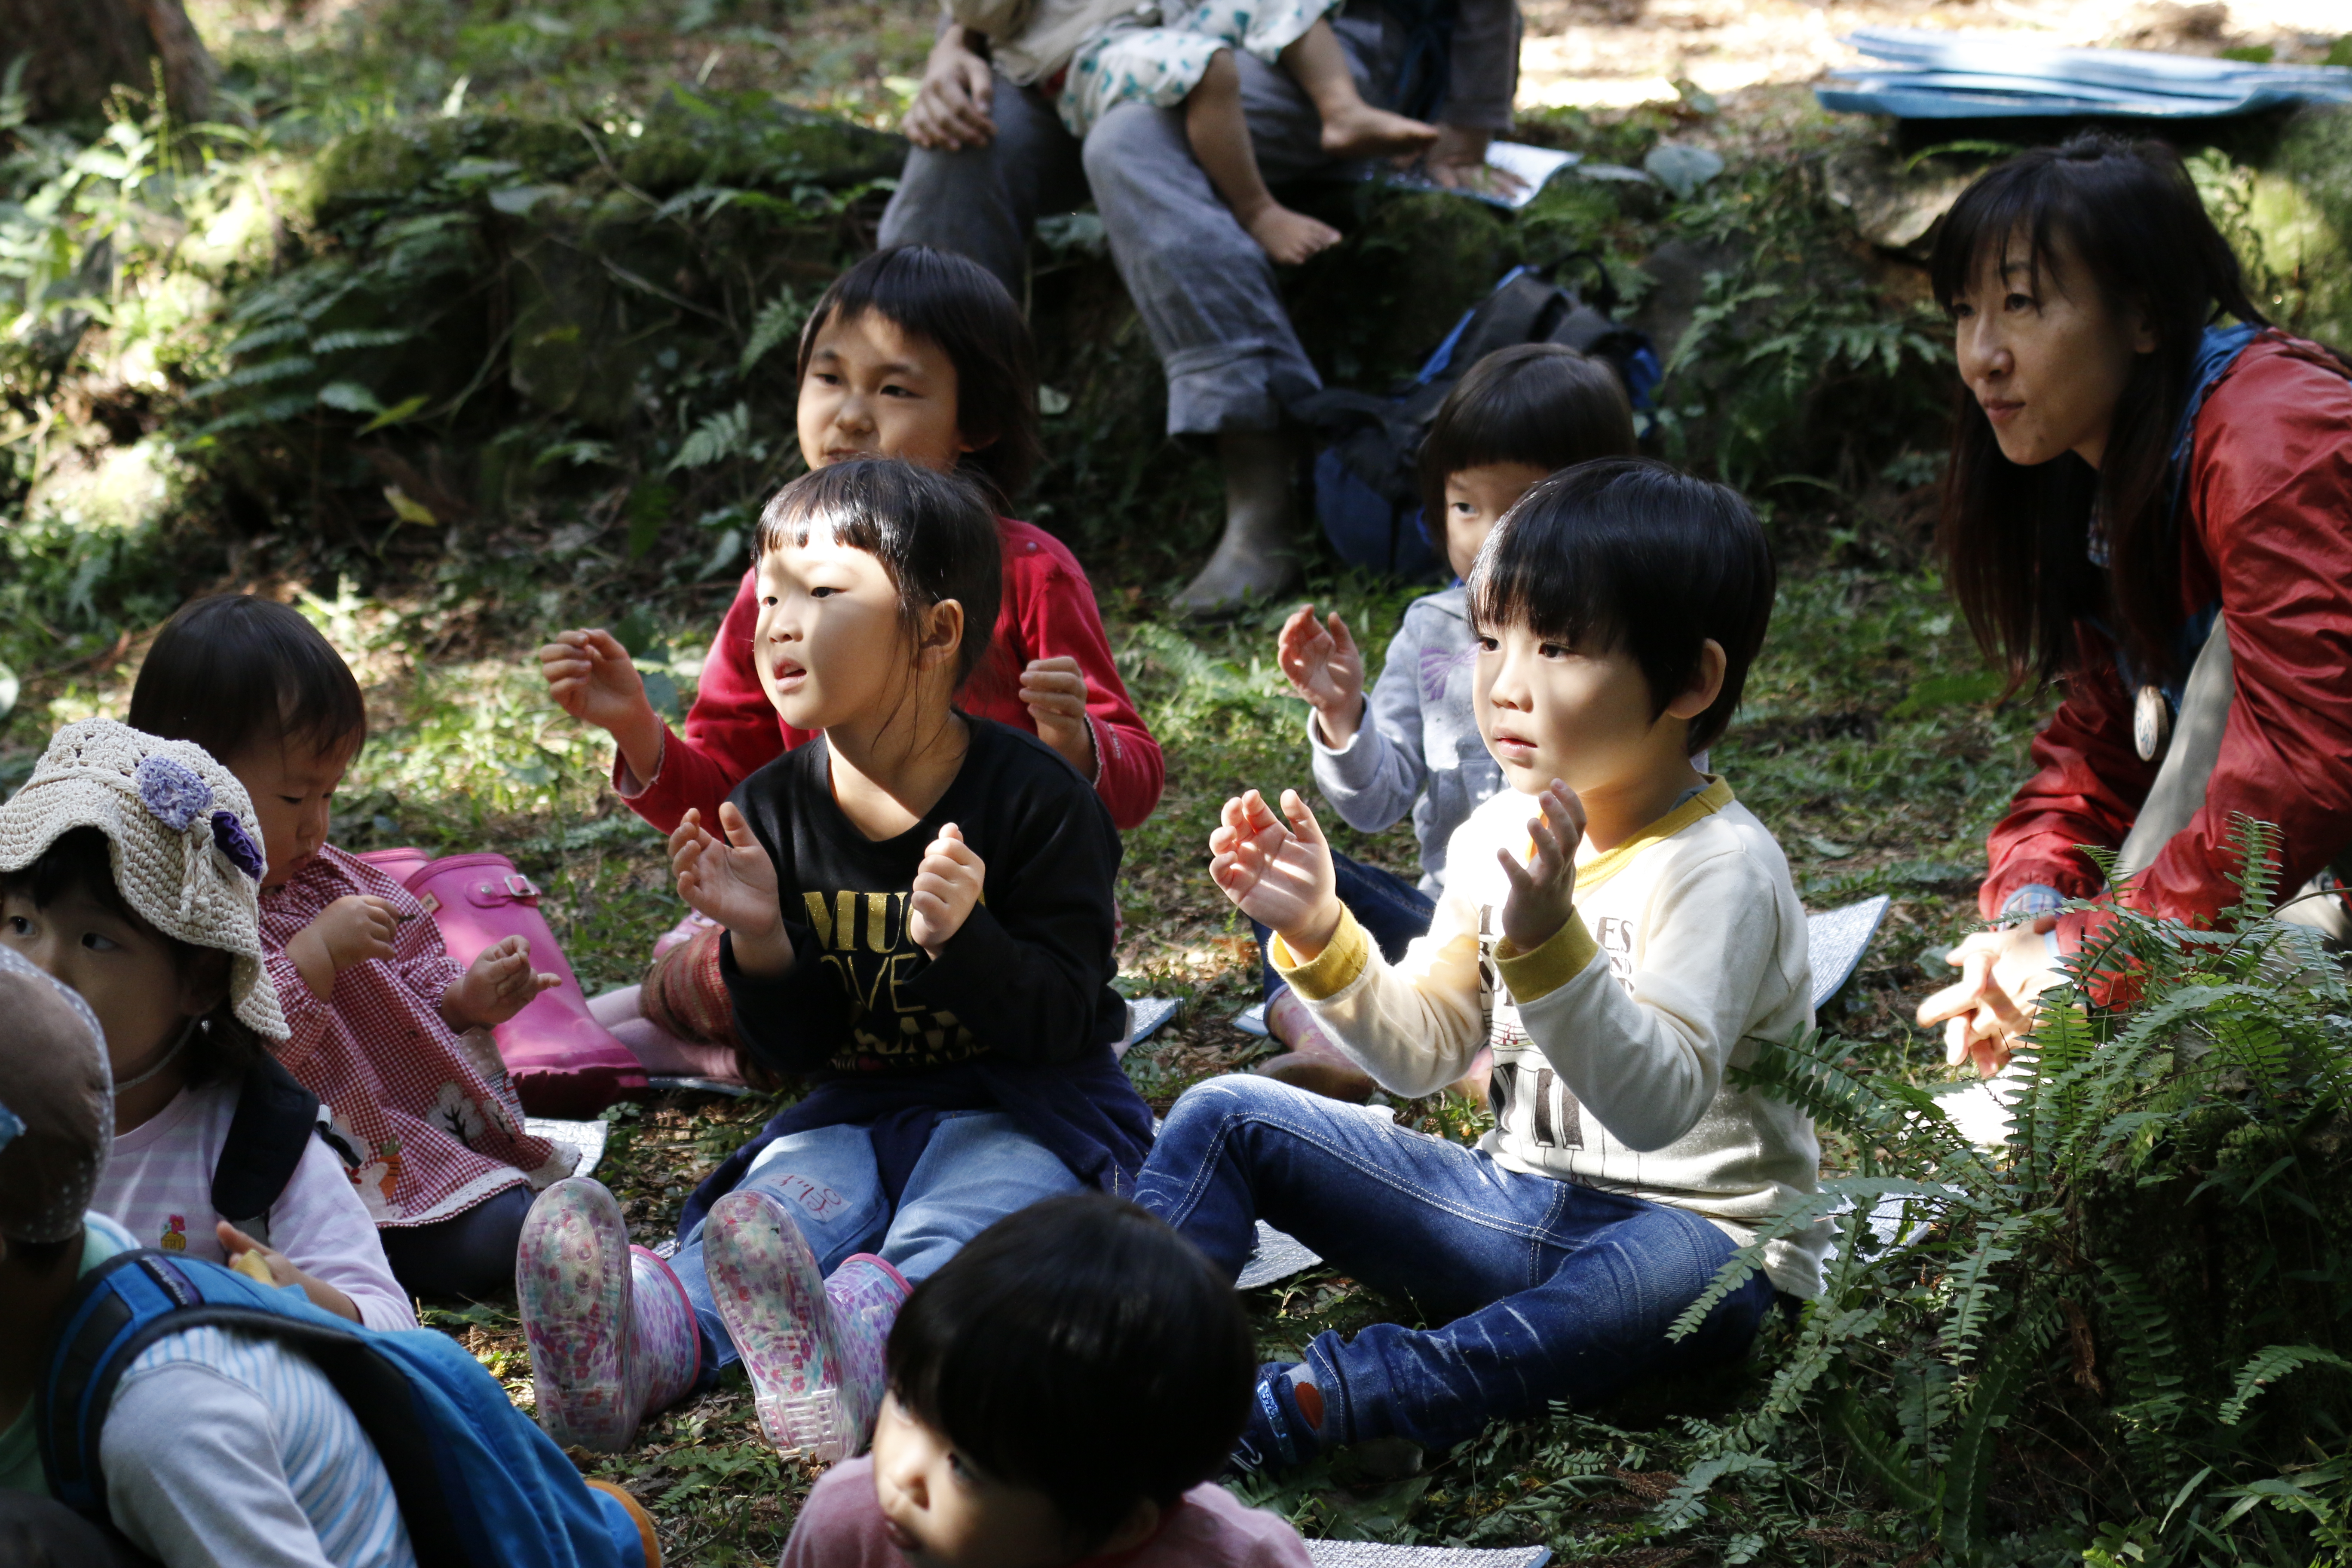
[703,1188,870,1461]
[823,1253,912,1446]
[516,1177,638,1451]
[625,1244,702,1419]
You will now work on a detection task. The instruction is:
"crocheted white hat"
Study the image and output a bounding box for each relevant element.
[0,720,288,1040]
[0,944,114,1243]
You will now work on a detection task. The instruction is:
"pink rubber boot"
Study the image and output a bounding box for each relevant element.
[823,1253,913,1446]
[516,1178,638,1451]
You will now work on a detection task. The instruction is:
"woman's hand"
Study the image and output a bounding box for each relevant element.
[1915,916,2065,1076]
[441,935,560,1032]
[287,895,399,1001]
[903,27,997,150]
[1277,606,1366,747]
[1210,789,1342,959]
[670,805,793,977]
[1497,781,1584,954]
[1019,657,1097,778]
[910,824,986,958]
[217,1221,360,1323]
[539,629,666,785]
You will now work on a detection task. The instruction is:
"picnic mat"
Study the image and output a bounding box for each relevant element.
[526,1117,607,1181]
[1304,1544,1552,1568]
[1820,27,2352,119]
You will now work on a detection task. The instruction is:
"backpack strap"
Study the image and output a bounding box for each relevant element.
[209,1056,325,1237]
[37,1251,473,1565]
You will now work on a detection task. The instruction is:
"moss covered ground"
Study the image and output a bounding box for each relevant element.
[7,0,2352,1561]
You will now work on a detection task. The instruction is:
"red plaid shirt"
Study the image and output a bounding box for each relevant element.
[259,845,566,1227]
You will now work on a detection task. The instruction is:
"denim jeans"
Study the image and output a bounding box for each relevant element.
[674,1109,1081,1372]
[1254,850,1438,1000]
[1136,1075,1778,1454]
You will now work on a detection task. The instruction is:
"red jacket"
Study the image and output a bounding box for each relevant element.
[616,519,1164,832]
[1982,334,2352,949]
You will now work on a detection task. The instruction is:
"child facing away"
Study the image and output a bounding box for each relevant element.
[0,946,664,1568]
[778,1192,1312,1568]
[0,721,412,1332]
[541,245,1162,1077]
[947,0,1437,264]
[1139,459,1830,1469]
[128,597,576,1300]
[1260,343,1638,1097]
[518,459,1154,1462]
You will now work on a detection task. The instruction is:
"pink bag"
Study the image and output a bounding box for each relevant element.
[356,848,648,1118]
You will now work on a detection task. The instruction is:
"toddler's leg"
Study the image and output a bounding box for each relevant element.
[1185,48,1341,265]
[1277,18,1439,159]
[379,1183,533,1299]
[877,1109,1084,1281]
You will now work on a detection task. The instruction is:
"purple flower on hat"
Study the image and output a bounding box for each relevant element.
[135,755,214,833]
[212,812,265,882]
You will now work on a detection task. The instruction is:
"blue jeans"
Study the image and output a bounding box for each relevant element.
[674,1109,1081,1373]
[1136,1075,1777,1455]
[1255,851,1436,1000]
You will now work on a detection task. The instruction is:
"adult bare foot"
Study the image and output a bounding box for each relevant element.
[1243,203,1342,266]
[1320,103,1439,160]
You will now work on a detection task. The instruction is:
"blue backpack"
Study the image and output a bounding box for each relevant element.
[38,1250,652,1568]
[1291,255,1661,579]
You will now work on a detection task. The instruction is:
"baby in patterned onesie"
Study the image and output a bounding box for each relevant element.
[949,0,1438,262]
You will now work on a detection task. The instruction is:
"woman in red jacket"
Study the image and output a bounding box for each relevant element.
[1915,135,2352,1072]
[542,248,1164,1070]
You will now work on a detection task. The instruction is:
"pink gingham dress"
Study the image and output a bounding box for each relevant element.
[258,844,569,1228]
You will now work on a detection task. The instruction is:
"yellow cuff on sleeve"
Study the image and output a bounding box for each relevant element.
[1268,906,1372,1002]
[1494,912,1600,1005]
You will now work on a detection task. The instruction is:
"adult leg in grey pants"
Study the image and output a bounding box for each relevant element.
[882,27,1387,611]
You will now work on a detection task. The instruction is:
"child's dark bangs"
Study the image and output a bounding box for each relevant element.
[6,827,144,930]
[1470,522,1622,655]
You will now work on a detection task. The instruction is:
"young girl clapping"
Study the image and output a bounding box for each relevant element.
[518,459,1152,1461]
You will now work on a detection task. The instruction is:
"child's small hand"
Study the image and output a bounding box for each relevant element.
[670,805,792,977]
[909,823,985,958]
[1277,606,1366,747]
[1019,657,1097,778]
[539,628,665,784]
[1497,781,1585,954]
[442,935,560,1032]
[217,1221,361,1323]
[288,894,400,1000]
[1209,789,1341,958]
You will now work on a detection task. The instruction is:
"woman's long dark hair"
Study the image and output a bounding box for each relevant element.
[1932,134,2266,688]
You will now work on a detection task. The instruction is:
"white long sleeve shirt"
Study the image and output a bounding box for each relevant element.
[1275,778,1833,1297]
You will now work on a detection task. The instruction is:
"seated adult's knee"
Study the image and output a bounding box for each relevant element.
[1081,101,1176,196]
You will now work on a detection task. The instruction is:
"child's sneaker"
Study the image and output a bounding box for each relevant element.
[824,1253,912,1443]
[703,1188,855,1461]
[516,1177,637,1451]
[1230,1361,1328,1477]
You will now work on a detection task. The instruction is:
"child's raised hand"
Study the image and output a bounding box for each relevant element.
[1277,606,1365,746]
[442,934,560,1032]
[1209,788,1342,957]
[909,823,985,958]
[539,628,665,782]
[1497,781,1586,954]
[217,1221,360,1322]
[670,805,792,976]
[1018,657,1097,778]
[287,894,400,1000]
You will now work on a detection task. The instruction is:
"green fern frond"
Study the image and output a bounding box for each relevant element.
[2218,1345,2352,1427]
[1942,1292,2060,1563]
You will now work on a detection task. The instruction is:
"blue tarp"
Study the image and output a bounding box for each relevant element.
[1818,27,2352,119]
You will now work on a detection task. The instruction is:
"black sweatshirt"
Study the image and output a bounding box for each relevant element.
[720,716,1127,1076]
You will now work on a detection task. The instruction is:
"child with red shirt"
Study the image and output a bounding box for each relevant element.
[542,247,1162,1072]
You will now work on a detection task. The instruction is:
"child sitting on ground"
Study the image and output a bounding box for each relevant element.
[518,460,1152,1461]
[0,946,663,1568]
[778,1191,1310,1568]
[541,245,1162,1080]
[1140,459,1830,1470]
[1261,343,1638,1099]
[0,721,412,1331]
[129,596,575,1300]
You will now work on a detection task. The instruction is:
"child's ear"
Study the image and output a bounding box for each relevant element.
[914,599,968,674]
[1662,639,1727,723]
[176,948,233,1020]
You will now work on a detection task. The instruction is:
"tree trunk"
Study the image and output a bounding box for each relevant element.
[0,0,215,123]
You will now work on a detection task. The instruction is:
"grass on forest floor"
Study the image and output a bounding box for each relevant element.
[7,546,2049,1564]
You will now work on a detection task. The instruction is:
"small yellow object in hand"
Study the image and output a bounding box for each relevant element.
[230,1249,276,1284]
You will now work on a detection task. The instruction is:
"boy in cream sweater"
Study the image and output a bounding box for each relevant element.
[1136,458,1828,1470]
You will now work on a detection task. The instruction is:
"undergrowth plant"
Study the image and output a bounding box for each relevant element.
[1679,816,2352,1565]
